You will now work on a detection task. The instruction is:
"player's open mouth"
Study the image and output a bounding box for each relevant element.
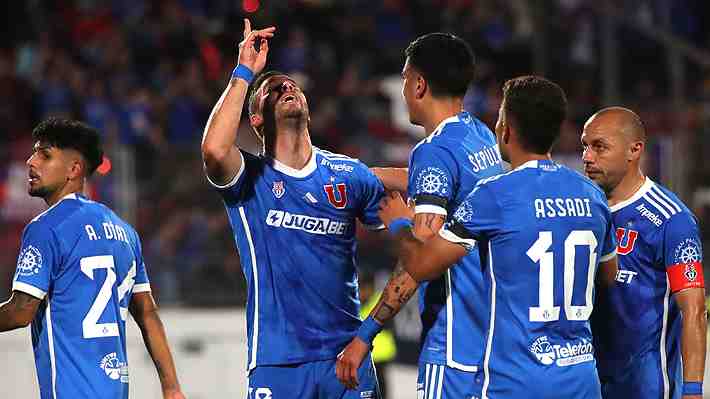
[281,94,296,103]
[28,171,39,183]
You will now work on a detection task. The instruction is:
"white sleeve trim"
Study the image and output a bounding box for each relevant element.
[133,283,152,293]
[362,223,386,231]
[12,281,47,300]
[205,150,246,189]
[439,227,476,251]
[600,250,617,262]
[415,204,448,216]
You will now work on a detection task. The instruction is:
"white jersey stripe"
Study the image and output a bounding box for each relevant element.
[427,364,437,399]
[651,186,682,213]
[445,270,479,372]
[643,194,671,219]
[647,189,677,216]
[424,363,431,399]
[436,365,444,399]
[482,241,497,399]
[47,300,57,399]
[660,275,670,399]
[240,207,260,371]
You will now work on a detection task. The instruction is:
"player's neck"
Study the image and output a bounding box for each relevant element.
[268,129,313,170]
[45,181,83,207]
[422,99,463,135]
[508,150,551,170]
[607,169,646,207]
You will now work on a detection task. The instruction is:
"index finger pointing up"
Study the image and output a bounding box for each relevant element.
[243,18,251,37]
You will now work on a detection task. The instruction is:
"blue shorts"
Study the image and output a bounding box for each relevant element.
[247,355,380,399]
[416,362,482,399]
[600,351,681,399]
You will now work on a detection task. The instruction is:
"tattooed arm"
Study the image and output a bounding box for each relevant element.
[336,211,445,389]
[129,292,185,399]
[0,291,41,332]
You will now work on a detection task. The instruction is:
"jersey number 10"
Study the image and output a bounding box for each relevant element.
[526,230,597,322]
[80,255,136,338]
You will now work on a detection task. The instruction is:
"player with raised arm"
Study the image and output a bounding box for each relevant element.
[336,33,503,397]
[582,107,706,399]
[0,119,184,399]
[378,76,619,398]
[201,20,384,398]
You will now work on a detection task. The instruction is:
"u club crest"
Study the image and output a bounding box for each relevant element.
[324,182,348,209]
[272,181,285,199]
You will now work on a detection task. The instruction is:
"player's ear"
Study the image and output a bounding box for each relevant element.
[416,76,427,99]
[250,113,263,129]
[628,140,644,162]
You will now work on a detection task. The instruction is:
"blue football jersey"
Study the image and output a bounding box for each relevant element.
[406,111,503,370]
[591,178,704,398]
[209,147,384,369]
[440,160,617,398]
[12,193,151,399]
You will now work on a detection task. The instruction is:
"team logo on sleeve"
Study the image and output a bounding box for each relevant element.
[453,201,474,223]
[100,352,129,383]
[674,238,702,266]
[324,183,348,209]
[16,245,43,276]
[272,181,286,199]
[415,167,449,196]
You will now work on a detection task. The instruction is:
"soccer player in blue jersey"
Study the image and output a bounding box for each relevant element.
[582,107,706,399]
[378,76,619,398]
[201,20,383,398]
[0,119,185,399]
[336,33,504,397]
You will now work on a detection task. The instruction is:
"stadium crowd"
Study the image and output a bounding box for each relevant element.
[1,0,710,305]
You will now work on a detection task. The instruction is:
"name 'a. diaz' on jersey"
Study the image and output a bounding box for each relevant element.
[209,147,384,369]
[12,193,151,399]
[407,111,503,371]
[440,160,617,398]
[591,178,704,382]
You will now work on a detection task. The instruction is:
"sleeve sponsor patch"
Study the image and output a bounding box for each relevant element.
[16,245,43,277]
[415,167,449,197]
[667,238,704,292]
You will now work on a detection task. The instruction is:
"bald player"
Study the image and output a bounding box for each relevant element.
[582,107,707,399]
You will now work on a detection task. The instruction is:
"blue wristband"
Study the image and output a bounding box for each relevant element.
[388,218,413,236]
[356,316,382,346]
[683,382,702,395]
[231,64,254,84]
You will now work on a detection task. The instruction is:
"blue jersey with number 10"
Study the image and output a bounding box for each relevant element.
[441,160,617,398]
[12,193,151,399]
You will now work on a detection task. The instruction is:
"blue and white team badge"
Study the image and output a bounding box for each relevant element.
[416,167,449,196]
[529,336,556,365]
[453,201,474,223]
[674,238,702,266]
[272,181,286,199]
[16,245,42,276]
[100,352,129,383]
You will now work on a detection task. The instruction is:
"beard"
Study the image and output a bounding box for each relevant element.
[28,184,52,199]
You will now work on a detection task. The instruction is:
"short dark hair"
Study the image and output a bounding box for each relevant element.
[32,118,104,175]
[404,33,475,98]
[248,70,287,116]
[502,76,567,154]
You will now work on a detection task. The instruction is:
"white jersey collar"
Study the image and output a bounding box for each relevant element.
[269,148,317,178]
[610,177,653,213]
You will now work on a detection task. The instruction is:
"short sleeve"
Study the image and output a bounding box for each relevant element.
[439,184,501,251]
[357,165,386,230]
[12,222,61,300]
[600,204,618,262]
[662,212,704,293]
[132,235,151,293]
[205,149,249,204]
[408,144,457,216]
